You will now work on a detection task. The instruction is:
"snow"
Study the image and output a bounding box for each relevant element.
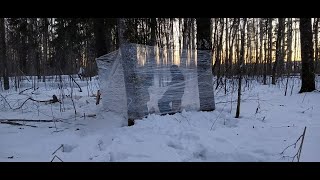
[1,75,320,162]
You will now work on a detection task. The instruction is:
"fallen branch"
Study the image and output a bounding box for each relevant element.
[51,155,63,162]
[0,121,37,128]
[29,95,60,104]
[1,94,61,111]
[280,126,307,162]
[52,144,64,155]
[19,87,33,95]
[96,90,101,105]
[301,106,313,113]
[87,114,96,117]
[31,87,40,94]
[297,127,307,162]
[0,119,61,123]
[4,93,59,107]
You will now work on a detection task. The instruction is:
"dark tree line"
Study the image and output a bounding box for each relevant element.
[0,18,318,94]
[1,18,118,80]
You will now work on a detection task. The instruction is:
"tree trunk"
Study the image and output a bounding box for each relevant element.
[229,18,239,77]
[272,18,284,85]
[20,18,28,74]
[196,18,215,111]
[215,18,224,89]
[235,18,247,118]
[225,18,229,77]
[263,19,268,85]
[181,18,190,67]
[255,19,259,77]
[42,18,48,81]
[268,18,273,77]
[93,18,108,58]
[299,18,315,93]
[314,18,319,74]
[287,18,293,73]
[0,18,9,90]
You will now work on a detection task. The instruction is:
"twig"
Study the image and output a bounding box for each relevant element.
[297,126,307,162]
[31,87,40,94]
[216,98,268,105]
[210,103,227,131]
[19,87,33,95]
[1,94,60,111]
[0,94,13,109]
[98,140,103,151]
[280,126,307,162]
[87,114,96,117]
[69,75,82,92]
[70,94,77,116]
[280,136,302,155]
[284,74,290,96]
[302,93,307,103]
[96,90,101,105]
[255,94,260,115]
[301,107,313,113]
[52,144,64,155]
[290,79,294,96]
[68,78,77,117]
[180,114,190,125]
[173,117,181,123]
[51,155,63,162]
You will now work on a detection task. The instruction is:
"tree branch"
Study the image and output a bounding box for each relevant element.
[0,121,37,127]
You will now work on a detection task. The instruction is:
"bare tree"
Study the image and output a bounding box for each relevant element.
[263,19,268,85]
[299,18,315,93]
[287,18,293,73]
[0,18,9,90]
[314,18,319,74]
[94,18,108,58]
[235,18,247,118]
[272,18,285,85]
[268,18,273,79]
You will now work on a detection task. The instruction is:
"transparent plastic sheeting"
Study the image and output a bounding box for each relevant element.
[96,43,214,120]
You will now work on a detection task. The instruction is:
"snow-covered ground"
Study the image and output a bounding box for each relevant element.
[1,75,320,162]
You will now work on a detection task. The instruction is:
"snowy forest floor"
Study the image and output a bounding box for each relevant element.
[1,75,320,162]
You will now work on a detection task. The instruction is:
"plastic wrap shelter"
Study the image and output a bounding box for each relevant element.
[96,43,215,122]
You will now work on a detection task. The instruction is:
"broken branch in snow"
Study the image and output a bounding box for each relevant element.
[280,126,307,162]
[180,113,190,125]
[31,87,40,94]
[255,95,261,115]
[19,87,33,94]
[52,144,64,155]
[301,106,313,113]
[210,102,228,131]
[87,114,96,117]
[2,94,61,111]
[0,121,37,128]
[96,90,101,105]
[0,119,61,123]
[51,155,63,162]
[216,98,268,105]
[80,114,96,119]
[296,126,307,162]
[1,93,61,110]
[302,93,307,103]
